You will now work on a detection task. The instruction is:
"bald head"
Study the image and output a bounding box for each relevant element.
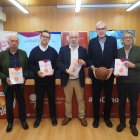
[7,35,19,52]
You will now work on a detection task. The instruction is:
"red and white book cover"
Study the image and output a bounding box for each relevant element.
[9,67,24,84]
[114,59,128,76]
[39,60,53,76]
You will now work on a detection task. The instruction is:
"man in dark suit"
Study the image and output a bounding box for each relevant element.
[57,32,88,127]
[88,21,117,128]
[0,35,29,132]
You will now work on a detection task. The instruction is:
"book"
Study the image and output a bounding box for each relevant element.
[114,59,128,76]
[39,60,53,76]
[9,67,24,84]
[68,59,81,78]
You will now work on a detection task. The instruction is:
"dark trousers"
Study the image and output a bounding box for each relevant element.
[4,84,26,124]
[117,83,139,126]
[92,75,114,120]
[35,83,56,119]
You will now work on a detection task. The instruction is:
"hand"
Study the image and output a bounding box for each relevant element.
[115,74,121,77]
[6,78,12,86]
[124,61,135,68]
[92,67,97,78]
[47,69,54,76]
[37,71,45,78]
[78,59,86,66]
[65,69,76,77]
[106,68,113,80]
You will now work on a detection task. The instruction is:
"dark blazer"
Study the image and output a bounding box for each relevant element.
[88,35,117,77]
[57,45,87,87]
[117,46,140,84]
[0,49,28,92]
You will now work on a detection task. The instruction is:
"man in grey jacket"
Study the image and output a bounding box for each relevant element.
[116,32,140,136]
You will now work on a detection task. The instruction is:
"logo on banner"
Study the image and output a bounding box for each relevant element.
[0,92,16,116]
[88,96,128,103]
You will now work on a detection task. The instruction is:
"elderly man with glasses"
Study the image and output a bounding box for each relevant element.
[116,32,140,136]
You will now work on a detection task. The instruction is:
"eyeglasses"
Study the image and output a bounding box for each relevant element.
[96,28,106,31]
[123,36,133,40]
[10,40,19,43]
[41,35,50,39]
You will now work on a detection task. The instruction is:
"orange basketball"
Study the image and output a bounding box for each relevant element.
[94,67,110,80]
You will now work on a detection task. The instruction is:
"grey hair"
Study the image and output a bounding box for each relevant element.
[121,31,134,45]
[96,21,107,28]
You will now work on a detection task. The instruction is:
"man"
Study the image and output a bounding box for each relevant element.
[88,21,117,128]
[116,32,140,136]
[0,35,29,132]
[57,32,88,127]
[28,30,58,128]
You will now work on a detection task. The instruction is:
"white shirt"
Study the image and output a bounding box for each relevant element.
[124,46,132,60]
[69,45,79,79]
[39,44,48,52]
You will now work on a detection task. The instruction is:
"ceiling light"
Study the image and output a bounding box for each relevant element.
[126,0,140,11]
[57,4,131,9]
[9,0,29,14]
[75,0,81,12]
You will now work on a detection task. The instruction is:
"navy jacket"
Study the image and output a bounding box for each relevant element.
[57,45,87,87]
[88,35,117,77]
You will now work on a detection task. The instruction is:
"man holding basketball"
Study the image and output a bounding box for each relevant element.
[88,21,117,128]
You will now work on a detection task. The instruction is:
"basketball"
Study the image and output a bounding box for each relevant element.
[94,67,111,80]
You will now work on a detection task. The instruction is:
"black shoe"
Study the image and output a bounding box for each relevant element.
[51,118,58,126]
[130,125,138,136]
[62,117,72,125]
[6,123,13,133]
[104,119,113,128]
[33,119,41,128]
[92,120,99,128]
[116,123,126,132]
[21,121,29,130]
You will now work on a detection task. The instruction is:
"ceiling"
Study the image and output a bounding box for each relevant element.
[0,0,138,7]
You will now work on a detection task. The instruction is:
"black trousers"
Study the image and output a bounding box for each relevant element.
[117,83,139,126]
[4,84,26,124]
[91,75,114,120]
[35,82,56,119]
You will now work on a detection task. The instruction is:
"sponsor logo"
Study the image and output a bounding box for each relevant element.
[0,92,16,116]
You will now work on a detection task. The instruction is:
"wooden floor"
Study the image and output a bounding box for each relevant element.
[0,118,140,140]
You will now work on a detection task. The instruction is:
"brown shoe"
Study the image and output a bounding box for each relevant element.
[79,118,87,127]
[62,117,72,125]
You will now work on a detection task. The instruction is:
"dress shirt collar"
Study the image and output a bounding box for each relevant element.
[39,44,48,52]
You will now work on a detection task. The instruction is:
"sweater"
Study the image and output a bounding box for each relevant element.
[28,46,58,85]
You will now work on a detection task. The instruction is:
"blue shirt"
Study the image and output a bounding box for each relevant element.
[98,37,106,53]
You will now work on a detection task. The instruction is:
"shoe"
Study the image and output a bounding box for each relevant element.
[92,119,99,128]
[79,118,87,127]
[33,119,41,128]
[51,118,58,126]
[21,121,29,130]
[6,123,13,133]
[130,125,138,136]
[104,119,113,128]
[116,123,126,132]
[62,117,72,125]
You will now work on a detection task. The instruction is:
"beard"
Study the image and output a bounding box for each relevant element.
[70,41,78,47]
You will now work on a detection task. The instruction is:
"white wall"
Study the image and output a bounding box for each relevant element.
[0,7,4,31]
